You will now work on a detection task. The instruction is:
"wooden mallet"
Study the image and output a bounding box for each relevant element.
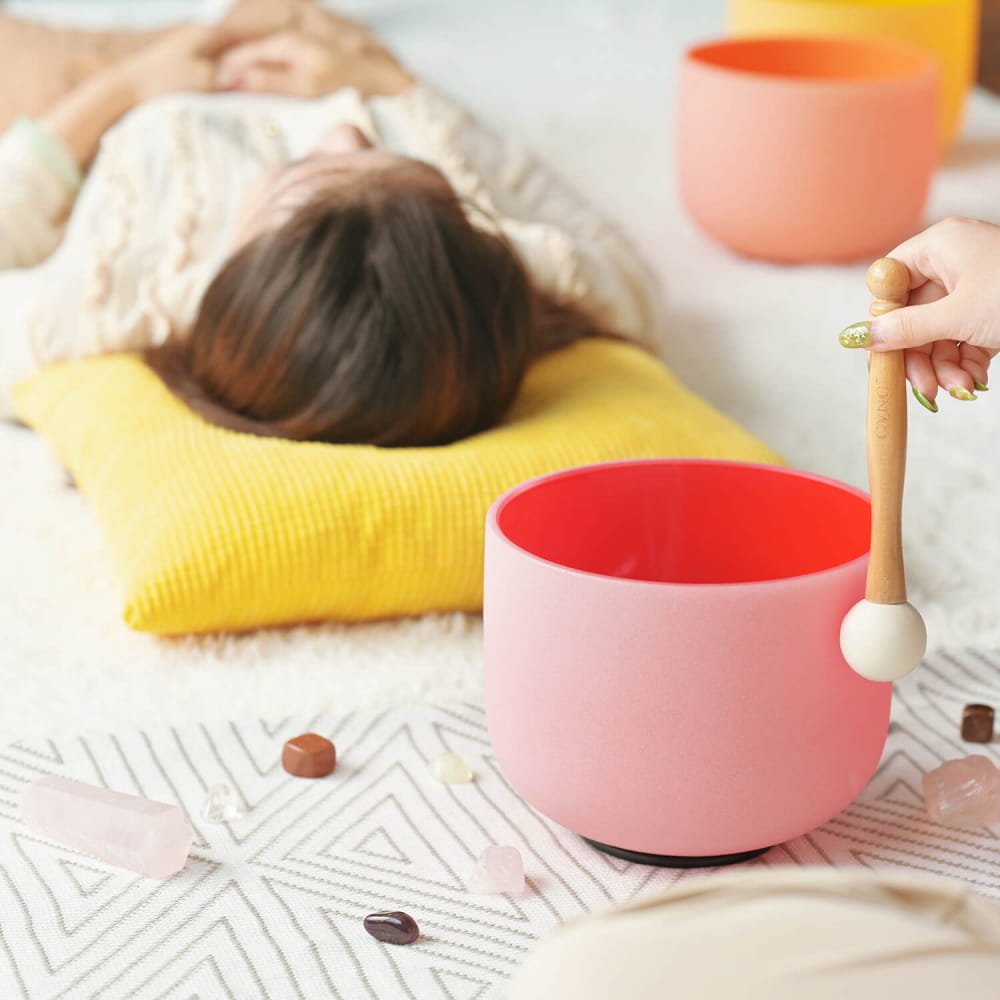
[839,257,926,682]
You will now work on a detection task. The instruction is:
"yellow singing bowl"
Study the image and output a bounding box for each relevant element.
[728,0,980,148]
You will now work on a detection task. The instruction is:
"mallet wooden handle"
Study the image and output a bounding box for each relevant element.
[865,257,910,605]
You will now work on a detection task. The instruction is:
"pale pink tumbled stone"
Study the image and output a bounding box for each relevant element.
[21,776,194,879]
[468,845,525,895]
[922,755,1000,828]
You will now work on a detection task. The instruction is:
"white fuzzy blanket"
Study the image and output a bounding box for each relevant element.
[2,0,999,743]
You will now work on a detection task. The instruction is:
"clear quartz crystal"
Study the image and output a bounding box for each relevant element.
[200,782,241,824]
[922,755,1000,828]
[468,845,525,895]
[21,776,194,879]
[428,752,473,784]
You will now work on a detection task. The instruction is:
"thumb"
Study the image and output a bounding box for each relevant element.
[869,297,957,351]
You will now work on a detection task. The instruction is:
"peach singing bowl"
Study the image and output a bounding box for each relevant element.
[483,459,891,866]
[677,36,938,263]
[729,0,980,148]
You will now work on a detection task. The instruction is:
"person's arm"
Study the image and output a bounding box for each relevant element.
[41,71,138,172]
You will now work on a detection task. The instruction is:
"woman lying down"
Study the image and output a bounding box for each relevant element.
[0,0,658,446]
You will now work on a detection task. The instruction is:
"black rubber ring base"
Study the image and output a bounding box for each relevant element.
[582,837,771,869]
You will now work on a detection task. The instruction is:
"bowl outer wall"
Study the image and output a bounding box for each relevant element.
[676,44,938,263]
[483,462,892,858]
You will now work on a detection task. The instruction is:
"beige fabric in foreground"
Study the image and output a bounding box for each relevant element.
[508,868,1000,1000]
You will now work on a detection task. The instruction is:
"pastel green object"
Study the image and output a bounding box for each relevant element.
[974,381,989,392]
[948,386,976,401]
[838,321,871,349]
[13,118,83,193]
[911,387,938,413]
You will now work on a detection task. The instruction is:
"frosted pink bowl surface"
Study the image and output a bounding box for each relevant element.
[677,36,938,262]
[483,459,890,859]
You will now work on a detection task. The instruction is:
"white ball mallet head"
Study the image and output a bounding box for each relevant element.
[840,599,926,682]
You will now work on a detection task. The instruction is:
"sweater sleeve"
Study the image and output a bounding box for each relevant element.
[380,84,665,352]
[0,119,82,271]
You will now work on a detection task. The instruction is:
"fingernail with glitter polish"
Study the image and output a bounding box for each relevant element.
[838,321,871,348]
[948,386,977,401]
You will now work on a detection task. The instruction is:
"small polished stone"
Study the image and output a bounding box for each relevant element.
[282,733,336,778]
[923,755,1000,828]
[200,782,241,824]
[468,845,525,895]
[962,704,995,743]
[363,910,420,945]
[428,752,473,784]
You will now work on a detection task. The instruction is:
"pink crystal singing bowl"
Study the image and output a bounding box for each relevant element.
[677,36,938,263]
[483,459,892,866]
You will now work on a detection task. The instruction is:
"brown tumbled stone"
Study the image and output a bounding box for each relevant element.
[962,705,995,744]
[363,911,419,945]
[281,733,336,778]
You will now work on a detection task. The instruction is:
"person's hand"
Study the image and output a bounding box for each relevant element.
[211,0,302,50]
[215,12,412,99]
[110,25,228,105]
[839,217,999,411]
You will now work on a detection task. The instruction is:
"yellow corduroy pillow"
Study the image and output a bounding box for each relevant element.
[12,340,781,635]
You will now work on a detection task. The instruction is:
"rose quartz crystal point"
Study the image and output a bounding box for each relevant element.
[468,845,525,895]
[21,776,194,879]
[922,755,1000,829]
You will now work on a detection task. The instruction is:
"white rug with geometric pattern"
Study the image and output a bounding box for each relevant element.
[1,649,999,999]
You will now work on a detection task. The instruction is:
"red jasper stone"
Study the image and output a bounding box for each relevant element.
[281,733,336,778]
[962,705,995,744]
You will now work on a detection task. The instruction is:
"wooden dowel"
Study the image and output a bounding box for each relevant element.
[864,257,910,605]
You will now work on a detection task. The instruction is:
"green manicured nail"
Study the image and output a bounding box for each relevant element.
[838,321,871,348]
[912,387,938,413]
[974,381,989,391]
[948,386,977,401]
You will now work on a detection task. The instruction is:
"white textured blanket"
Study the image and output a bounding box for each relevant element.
[2,0,999,743]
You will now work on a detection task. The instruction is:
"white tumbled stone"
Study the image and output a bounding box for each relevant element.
[428,752,473,784]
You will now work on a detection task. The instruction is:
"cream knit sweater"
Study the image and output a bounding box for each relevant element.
[0,83,660,419]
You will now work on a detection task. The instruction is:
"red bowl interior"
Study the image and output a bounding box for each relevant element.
[495,460,870,585]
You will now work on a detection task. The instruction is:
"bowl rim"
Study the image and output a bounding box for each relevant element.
[729,0,970,13]
[486,457,871,591]
[683,34,939,88]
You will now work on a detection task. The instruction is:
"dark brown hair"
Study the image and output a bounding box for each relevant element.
[146,167,611,447]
